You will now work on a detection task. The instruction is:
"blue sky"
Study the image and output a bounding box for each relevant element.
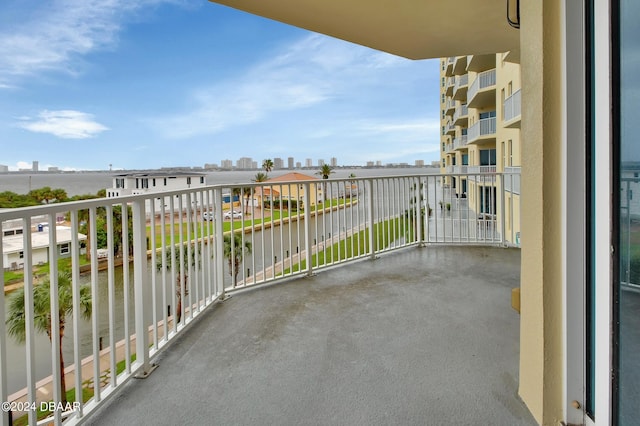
[0,0,440,171]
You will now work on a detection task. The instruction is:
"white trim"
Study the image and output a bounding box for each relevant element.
[564,0,589,424]
[594,0,613,424]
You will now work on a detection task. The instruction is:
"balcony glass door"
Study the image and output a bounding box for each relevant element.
[616,0,640,423]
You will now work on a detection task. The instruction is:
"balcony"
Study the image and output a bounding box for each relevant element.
[453,103,469,126]
[468,117,497,144]
[445,56,455,75]
[453,135,468,149]
[0,174,529,425]
[503,89,521,128]
[444,97,456,116]
[468,69,497,108]
[504,166,521,194]
[445,76,455,96]
[466,54,496,73]
[453,55,467,75]
[445,120,456,136]
[453,74,468,101]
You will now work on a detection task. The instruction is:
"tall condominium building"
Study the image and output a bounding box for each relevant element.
[305,158,313,168]
[0,165,8,173]
[236,157,254,169]
[439,53,521,245]
[220,159,233,169]
[415,160,425,167]
[288,157,294,169]
[318,159,325,167]
[32,161,39,172]
[274,157,284,169]
[330,157,338,167]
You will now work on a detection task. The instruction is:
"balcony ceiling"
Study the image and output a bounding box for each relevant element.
[207,0,519,60]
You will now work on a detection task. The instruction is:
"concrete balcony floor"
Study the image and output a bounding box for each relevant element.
[87,246,537,426]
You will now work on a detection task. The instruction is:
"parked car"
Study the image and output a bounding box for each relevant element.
[202,211,214,221]
[223,210,243,219]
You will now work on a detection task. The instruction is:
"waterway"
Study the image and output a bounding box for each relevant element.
[2,167,442,395]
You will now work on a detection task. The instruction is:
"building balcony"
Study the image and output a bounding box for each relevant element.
[445,121,456,136]
[445,56,455,75]
[468,117,497,144]
[0,174,531,425]
[444,97,456,116]
[503,89,521,128]
[453,55,468,75]
[468,69,497,108]
[453,135,468,149]
[453,74,468,101]
[453,104,469,126]
[445,76,455,96]
[504,166,521,194]
[466,53,496,72]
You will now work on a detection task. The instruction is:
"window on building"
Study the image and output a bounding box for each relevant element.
[441,77,445,87]
[187,177,192,185]
[508,140,513,166]
[442,142,445,152]
[164,178,167,186]
[152,178,156,187]
[59,243,70,255]
[479,111,497,119]
[142,179,149,189]
[479,149,497,166]
[502,141,506,168]
[441,93,445,104]
[19,251,24,259]
[462,154,469,166]
[200,177,204,184]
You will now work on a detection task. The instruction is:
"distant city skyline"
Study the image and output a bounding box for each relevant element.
[0,1,440,172]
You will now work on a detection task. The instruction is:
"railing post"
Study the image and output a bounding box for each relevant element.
[47,214,62,425]
[500,173,506,245]
[0,228,7,426]
[416,177,423,246]
[303,183,314,276]
[367,179,376,258]
[132,199,154,377]
[214,188,226,299]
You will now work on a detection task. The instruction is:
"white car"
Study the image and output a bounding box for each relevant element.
[223,210,243,219]
[202,211,214,221]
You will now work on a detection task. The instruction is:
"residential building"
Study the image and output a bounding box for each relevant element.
[236,157,254,169]
[330,157,338,167]
[273,157,284,169]
[220,159,233,169]
[254,172,323,207]
[440,53,521,245]
[415,160,425,167]
[305,158,313,168]
[317,159,324,167]
[32,161,38,172]
[2,225,86,271]
[288,157,294,169]
[0,165,8,173]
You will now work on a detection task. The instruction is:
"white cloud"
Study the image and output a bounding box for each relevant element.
[0,0,179,88]
[18,110,109,139]
[153,34,417,139]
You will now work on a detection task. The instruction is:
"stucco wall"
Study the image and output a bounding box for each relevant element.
[518,0,564,423]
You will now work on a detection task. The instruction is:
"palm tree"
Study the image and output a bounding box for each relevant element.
[262,159,274,174]
[6,272,92,405]
[157,243,198,324]
[224,233,252,287]
[243,187,253,215]
[253,172,268,183]
[317,164,334,180]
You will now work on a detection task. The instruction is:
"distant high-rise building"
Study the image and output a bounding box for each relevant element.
[366,161,374,167]
[221,159,233,169]
[296,162,302,168]
[204,163,218,170]
[318,159,324,167]
[237,157,253,169]
[48,167,60,172]
[274,157,284,169]
[32,161,38,172]
[330,157,338,167]
[288,157,294,169]
[415,160,425,167]
[305,158,313,168]
[0,165,8,172]
[376,161,382,167]
[252,161,258,169]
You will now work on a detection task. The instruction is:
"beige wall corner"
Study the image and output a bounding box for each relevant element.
[518,0,564,424]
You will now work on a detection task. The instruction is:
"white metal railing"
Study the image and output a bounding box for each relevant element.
[446,121,456,134]
[503,89,522,123]
[447,56,455,64]
[468,117,497,142]
[504,167,521,194]
[453,135,468,149]
[0,173,520,425]
[454,74,468,94]
[468,69,497,102]
[445,98,455,114]
[453,104,468,123]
